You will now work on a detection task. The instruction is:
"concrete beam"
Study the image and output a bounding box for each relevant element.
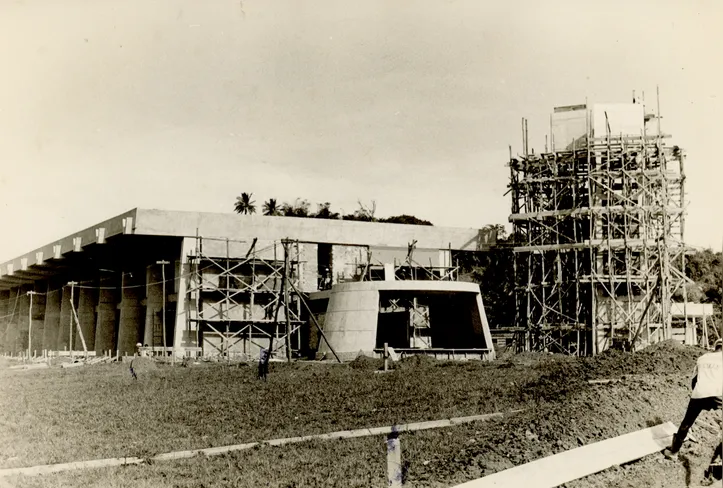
[0,275,35,288]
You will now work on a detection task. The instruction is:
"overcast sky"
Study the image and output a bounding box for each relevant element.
[0,0,720,261]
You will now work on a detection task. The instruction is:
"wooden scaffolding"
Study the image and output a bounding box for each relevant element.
[508,99,688,355]
[186,237,303,361]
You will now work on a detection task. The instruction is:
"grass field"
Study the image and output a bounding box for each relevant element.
[0,344,717,487]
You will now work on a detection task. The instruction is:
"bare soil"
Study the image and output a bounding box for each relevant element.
[0,341,720,487]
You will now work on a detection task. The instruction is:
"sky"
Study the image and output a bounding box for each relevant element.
[0,0,721,262]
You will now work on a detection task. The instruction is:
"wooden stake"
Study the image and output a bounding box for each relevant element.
[68,282,76,359]
[27,291,35,361]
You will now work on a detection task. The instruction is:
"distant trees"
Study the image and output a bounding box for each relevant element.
[233,193,432,225]
[460,233,723,330]
[380,215,433,226]
[314,202,340,220]
[234,192,256,214]
[455,224,515,328]
[342,200,377,222]
[685,249,722,307]
[281,199,311,218]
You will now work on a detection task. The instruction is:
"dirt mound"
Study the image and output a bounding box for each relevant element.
[412,345,718,487]
[397,354,439,370]
[348,354,384,370]
[128,357,159,374]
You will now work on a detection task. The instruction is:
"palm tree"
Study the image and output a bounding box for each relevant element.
[234,192,256,214]
[263,198,281,216]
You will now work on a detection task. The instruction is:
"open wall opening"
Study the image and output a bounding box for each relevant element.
[375,291,484,350]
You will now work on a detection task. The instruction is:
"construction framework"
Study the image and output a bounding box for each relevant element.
[353,241,460,283]
[508,98,687,355]
[186,237,304,361]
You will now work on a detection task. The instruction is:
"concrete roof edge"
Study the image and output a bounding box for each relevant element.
[132,208,483,234]
[0,208,139,279]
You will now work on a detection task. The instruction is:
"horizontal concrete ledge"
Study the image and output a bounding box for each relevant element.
[0,410,520,478]
[0,457,145,477]
[450,421,676,488]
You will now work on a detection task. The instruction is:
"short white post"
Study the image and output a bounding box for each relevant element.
[384,343,389,372]
[386,431,403,487]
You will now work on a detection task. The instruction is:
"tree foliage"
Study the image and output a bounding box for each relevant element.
[685,249,722,308]
[454,224,515,329]
[281,199,311,218]
[380,215,433,226]
[262,198,281,216]
[233,194,432,226]
[342,200,377,222]
[314,202,340,220]
[234,192,256,215]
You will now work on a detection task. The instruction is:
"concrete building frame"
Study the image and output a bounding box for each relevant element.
[0,209,496,360]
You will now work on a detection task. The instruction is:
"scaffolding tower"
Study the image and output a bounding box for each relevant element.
[508,99,687,355]
[186,237,303,360]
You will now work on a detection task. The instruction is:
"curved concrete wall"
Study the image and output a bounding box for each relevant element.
[318,287,379,360]
[316,281,495,361]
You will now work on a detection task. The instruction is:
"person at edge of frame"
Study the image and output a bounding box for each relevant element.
[663,339,723,462]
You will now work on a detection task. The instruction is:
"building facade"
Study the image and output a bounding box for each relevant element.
[0,209,496,360]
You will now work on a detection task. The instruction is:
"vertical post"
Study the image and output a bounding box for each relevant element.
[384,342,389,372]
[283,239,292,363]
[157,261,170,362]
[68,282,76,359]
[27,291,34,361]
[386,431,403,488]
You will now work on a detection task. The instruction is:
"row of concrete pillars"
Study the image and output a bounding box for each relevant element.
[0,263,177,357]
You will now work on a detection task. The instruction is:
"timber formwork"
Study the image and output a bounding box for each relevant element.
[186,237,303,360]
[508,107,687,355]
[353,241,459,283]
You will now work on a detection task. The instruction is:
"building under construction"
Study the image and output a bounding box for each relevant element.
[507,98,691,355]
[0,209,497,361]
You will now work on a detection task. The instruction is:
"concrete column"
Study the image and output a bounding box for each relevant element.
[30,283,47,356]
[174,238,198,355]
[117,270,145,356]
[42,281,62,352]
[4,288,21,354]
[95,274,120,355]
[0,290,9,353]
[17,286,31,354]
[76,286,98,352]
[57,284,75,352]
[144,265,163,347]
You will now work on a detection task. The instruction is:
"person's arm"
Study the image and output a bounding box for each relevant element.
[691,363,698,390]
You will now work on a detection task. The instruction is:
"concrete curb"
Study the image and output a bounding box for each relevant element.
[0,410,520,478]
